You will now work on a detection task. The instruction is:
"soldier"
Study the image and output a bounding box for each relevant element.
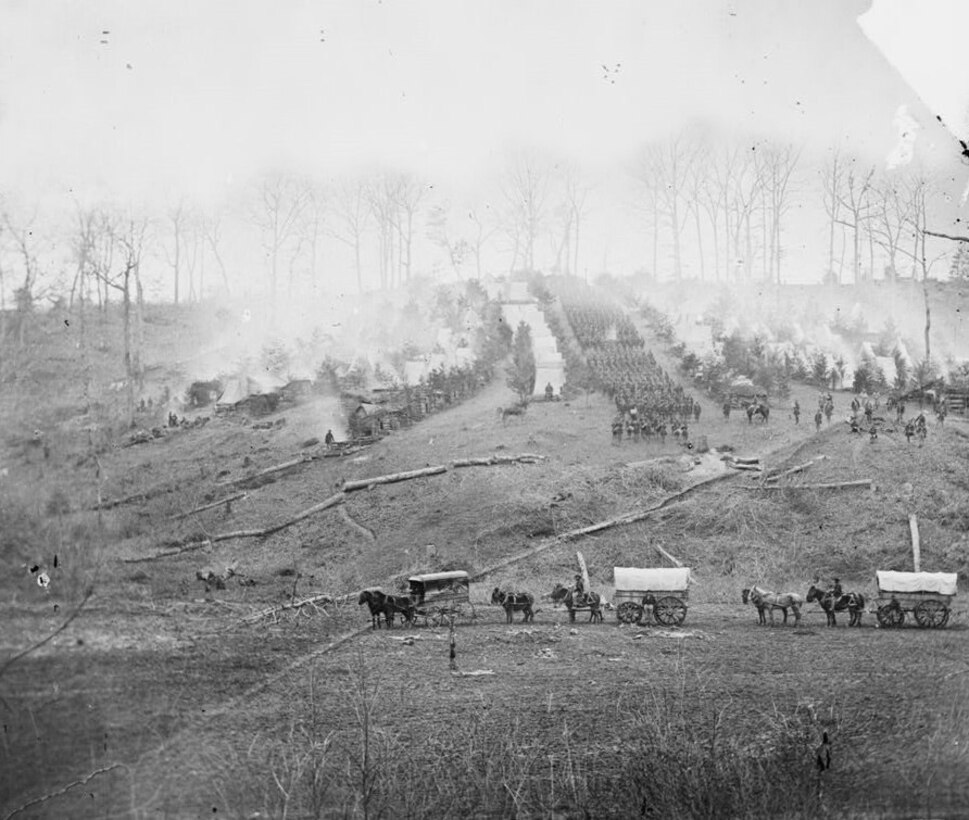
[325,429,335,447]
[792,400,801,425]
[545,381,555,402]
[815,410,824,432]
[573,574,585,606]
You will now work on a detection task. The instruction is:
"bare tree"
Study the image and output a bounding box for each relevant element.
[366,173,400,290]
[201,210,232,295]
[499,152,551,272]
[834,158,875,285]
[759,143,801,284]
[163,200,188,304]
[393,175,427,284]
[427,202,470,279]
[330,177,371,295]
[466,206,496,280]
[1,208,42,347]
[869,173,913,282]
[252,173,309,305]
[297,181,327,293]
[820,148,846,283]
[727,145,764,282]
[637,136,693,280]
[96,211,150,426]
[899,172,946,366]
[551,162,592,277]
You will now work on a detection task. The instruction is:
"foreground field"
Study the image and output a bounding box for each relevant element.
[3,598,968,818]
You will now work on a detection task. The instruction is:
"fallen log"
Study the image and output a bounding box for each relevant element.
[452,454,546,468]
[741,479,873,491]
[731,456,761,465]
[653,542,684,568]
[172,492,248,519]
[339,504,376,541]
[122,492,346,563]
[342,465,447,492]
[728,462,762,472]
[323,446,363,458]
[221,453,316,487]
[241,592,334,624]
[764,455,827,483]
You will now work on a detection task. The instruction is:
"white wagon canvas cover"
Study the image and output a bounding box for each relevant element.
[614,567,691,592]
[876,571,958,596]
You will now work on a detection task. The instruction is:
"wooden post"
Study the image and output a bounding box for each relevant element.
[909,514,921,572]
[575,551,591,595]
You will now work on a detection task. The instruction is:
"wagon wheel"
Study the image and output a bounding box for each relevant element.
[616,602,644,624]
[914,600,949,629]
[876,603,905,628]
[653,596,687,626]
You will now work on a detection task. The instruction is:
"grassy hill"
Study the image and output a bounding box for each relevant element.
[2,296,969,817]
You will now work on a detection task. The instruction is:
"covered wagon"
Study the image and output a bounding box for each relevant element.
[874,571,957,629]
[613,567,691,626]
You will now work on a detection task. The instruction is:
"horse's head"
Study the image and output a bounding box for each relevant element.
[357,590,369,605]
[806,585,821,603]
[741,588,750,604]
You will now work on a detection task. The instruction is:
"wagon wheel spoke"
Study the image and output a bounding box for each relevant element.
[914,600,948,629]
[876,604,904,628]
[616,602,643,624]
[653,596,687,626]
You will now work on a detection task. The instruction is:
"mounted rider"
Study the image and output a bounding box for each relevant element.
[573,573,585,607]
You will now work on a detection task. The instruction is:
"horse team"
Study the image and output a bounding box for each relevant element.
[741,580,866,628]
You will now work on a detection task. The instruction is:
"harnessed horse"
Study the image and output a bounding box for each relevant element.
[550,584,603,623]
[806,585,865,627]
[358,589,388,629]
[491,588,535,623]
[742,586,802,626]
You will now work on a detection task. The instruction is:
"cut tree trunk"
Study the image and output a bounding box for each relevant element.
[763,456,828,483]
[342,465,447,492]
[123,492,346,563]
[742,479,872,491]
[173,492,248,519]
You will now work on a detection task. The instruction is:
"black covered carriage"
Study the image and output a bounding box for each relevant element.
[408,570,475,624]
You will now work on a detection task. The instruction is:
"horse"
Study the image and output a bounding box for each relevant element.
[746,403,769,424]
[497,403,528,424]
[742,586,802,626]
[358,589,388,629]
[491,588,535,623]
[550,583,603,623]
[383,593,417,627]
[806,585,865,627]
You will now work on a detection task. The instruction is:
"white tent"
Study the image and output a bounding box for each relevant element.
[217,374,286,406]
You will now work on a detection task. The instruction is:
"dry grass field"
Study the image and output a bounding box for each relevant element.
[2,305,969,818]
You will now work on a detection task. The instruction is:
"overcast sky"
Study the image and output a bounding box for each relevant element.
[2,0,967,211]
